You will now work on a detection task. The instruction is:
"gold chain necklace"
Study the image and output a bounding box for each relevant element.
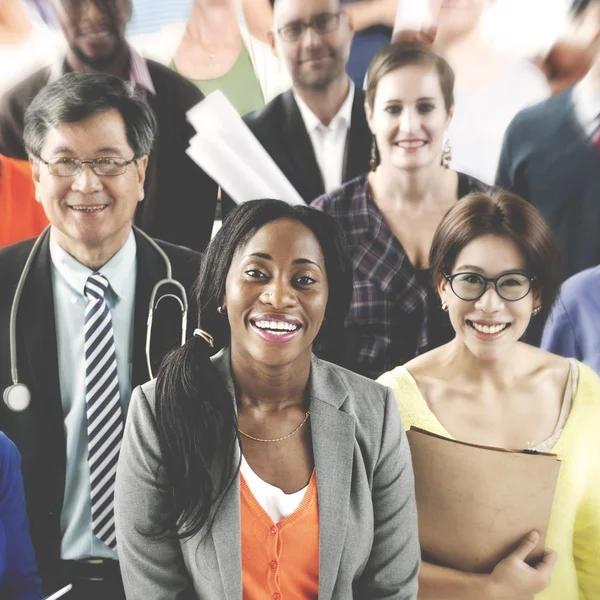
[238,410,311,443]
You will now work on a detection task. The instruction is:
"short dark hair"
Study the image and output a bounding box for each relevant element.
[366,41,455,112]
[23,71,157,158]
[430,191,562,320]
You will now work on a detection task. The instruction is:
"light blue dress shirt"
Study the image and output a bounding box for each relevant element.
[49,231,137,560]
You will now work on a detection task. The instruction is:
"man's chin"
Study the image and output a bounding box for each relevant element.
[70,42,124,70]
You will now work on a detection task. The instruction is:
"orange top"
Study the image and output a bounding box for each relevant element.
[0,155,48,248]
[241,471,319,600]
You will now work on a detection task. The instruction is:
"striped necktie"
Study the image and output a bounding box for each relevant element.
[84,272,123,550]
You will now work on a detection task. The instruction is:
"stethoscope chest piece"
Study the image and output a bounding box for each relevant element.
[3,383,31,412]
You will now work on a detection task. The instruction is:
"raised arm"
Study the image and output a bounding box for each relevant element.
[115,385,196,600]
[242,0,274,44]
[344,0,398,30]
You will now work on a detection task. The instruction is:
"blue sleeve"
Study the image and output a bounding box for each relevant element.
[0,434,42,599]
[541,297,582,361]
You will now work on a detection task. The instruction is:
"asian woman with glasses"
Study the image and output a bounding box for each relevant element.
[378,191,600,600]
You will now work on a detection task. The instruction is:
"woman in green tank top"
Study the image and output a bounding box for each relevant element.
[170,0,266,116]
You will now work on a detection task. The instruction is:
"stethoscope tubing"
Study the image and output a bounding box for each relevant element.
[4,226,188,411]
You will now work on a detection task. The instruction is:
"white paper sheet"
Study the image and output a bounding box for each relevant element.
[186,91,305,206]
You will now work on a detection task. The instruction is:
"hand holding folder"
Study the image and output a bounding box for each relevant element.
[406,427,561,574]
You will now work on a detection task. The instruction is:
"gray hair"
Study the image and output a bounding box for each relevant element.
[24,71,157,158]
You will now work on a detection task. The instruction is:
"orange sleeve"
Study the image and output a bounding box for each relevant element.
[0,155,48,247]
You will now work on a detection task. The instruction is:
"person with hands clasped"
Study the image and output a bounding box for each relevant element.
[378,191,600,600]
[115,200,421,600]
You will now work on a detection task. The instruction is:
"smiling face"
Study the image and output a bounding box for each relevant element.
[223,218,329,368]
[32,108,147,263]
[271,0,353,91]
[439,234,541,359]
[53,0,131,69]
[366,63,453,171]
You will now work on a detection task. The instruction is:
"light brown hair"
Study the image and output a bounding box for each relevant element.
[365,41,455,112]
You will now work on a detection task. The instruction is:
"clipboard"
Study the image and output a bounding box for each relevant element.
[406,427,561,573]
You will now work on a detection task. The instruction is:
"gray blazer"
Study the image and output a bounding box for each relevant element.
[115,349,420,599]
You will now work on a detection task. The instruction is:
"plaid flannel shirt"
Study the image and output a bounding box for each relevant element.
[312,172,485,379]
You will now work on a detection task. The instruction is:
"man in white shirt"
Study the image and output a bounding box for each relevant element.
[0,72,200,599]
[224,0,371,211]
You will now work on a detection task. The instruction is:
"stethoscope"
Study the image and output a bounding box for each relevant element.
[3,226,188,412]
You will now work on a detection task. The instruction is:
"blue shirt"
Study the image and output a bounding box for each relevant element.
[541,265,600,376]
[0,433,42,599]
[50,231,137,560]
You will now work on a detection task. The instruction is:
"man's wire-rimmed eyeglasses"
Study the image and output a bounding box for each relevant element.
[38,156,137,177]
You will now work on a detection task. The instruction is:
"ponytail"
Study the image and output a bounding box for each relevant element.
[153,335,240,539]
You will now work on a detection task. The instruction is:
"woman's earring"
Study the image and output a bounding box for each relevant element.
[532,306,541,316]
[369,135,379,172]
[217,305,227,316]
[441,301,448,312]
[441,138,452,169]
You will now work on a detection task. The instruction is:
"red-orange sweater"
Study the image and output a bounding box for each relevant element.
[0,155,48,247]
[241,471,319,600]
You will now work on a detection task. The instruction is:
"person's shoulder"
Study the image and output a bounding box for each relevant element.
[311,174,369,213]
[146,59,203,105]
[0,432,20,472]
[153,237,202,264]
[133,379,159,415]
[0,65,50,107]
[574,361,600,403]
[559,266,600,304]
[244,91,287,129]
[312,355,392,408]
[0,237,37,270]
[456,171,491,196]
[505,88,572,137]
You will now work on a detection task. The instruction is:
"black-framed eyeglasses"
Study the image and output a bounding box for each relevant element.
[443,271,536,302]
[39,156,137,177]
[276,12,342,42]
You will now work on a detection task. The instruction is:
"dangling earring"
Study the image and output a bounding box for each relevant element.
[217,305,227,316]
[531,306,541,316]
[369,135,379,172]
[441,137,452,169]
[441,301,448,312]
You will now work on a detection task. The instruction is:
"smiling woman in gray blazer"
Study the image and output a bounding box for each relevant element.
[114,200,420,600]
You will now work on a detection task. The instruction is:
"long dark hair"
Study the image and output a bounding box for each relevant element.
[154,200,352,539]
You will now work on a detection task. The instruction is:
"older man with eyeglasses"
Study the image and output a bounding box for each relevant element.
[222,0,371,217]
[0,72,201,600]
[0,0,217,253]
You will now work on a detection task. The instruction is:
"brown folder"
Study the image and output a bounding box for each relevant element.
[406,427,561,574]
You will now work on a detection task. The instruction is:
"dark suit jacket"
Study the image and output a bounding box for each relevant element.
[0,60,217,252]
[222,87,371,216]
[0,229,200,593]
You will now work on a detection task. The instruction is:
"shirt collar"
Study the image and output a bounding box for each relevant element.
[49,43,156,97]
[294,79,355,133]
[49,229,137,300]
